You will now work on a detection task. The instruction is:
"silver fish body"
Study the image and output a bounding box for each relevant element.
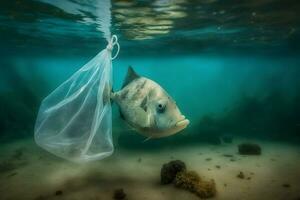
[112,67,189,138]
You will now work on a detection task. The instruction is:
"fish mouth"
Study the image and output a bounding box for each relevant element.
[175,116,190,127]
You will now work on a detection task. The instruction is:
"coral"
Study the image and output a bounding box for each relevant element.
[238,143,261,155]
[161,160,186,184]
[174,170,216,199]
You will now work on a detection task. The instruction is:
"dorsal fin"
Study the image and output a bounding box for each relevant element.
[122,66,140,88]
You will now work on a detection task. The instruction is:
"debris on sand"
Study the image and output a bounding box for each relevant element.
[174,170,216,199]
[161,160,186,184]
[238,143,261,155]
[113,188,126,200]
[237,171,245,179]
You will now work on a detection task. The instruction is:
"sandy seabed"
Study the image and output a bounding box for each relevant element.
[0,137,300,200]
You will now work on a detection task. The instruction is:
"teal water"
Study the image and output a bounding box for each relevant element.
[1,0,299,142]
[0,1,300,199]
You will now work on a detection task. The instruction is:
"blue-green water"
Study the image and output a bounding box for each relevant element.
[0,1,300,200]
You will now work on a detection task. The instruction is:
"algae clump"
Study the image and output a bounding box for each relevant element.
[174,170,216,199]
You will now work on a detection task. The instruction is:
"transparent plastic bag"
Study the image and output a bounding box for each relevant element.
[34,36,119,162]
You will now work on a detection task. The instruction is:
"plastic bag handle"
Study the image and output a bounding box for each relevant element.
[106,35,120,60]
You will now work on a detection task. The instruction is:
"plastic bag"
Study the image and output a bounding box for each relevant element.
[34,36,119,163]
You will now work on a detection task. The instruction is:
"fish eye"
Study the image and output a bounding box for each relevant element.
[157,103,166,113]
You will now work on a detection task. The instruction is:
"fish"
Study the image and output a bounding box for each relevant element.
[111,66,190,139]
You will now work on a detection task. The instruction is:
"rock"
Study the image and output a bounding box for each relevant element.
[174,170,216,198]
[113,188,126,200]
[237,172,245,179]
[238,143,261,155]
[161,160,186,184]
[205,158,212,161]
[215,165,221,169]
[55,190,63,196]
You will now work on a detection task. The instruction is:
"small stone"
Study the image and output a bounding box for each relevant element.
[230,158,236,162]
[205,158,212,161]
[237,172,245,179]
[113,188,126,200]
[215,165,221,169]
[55,190,63,196]
[137,158,142,163]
